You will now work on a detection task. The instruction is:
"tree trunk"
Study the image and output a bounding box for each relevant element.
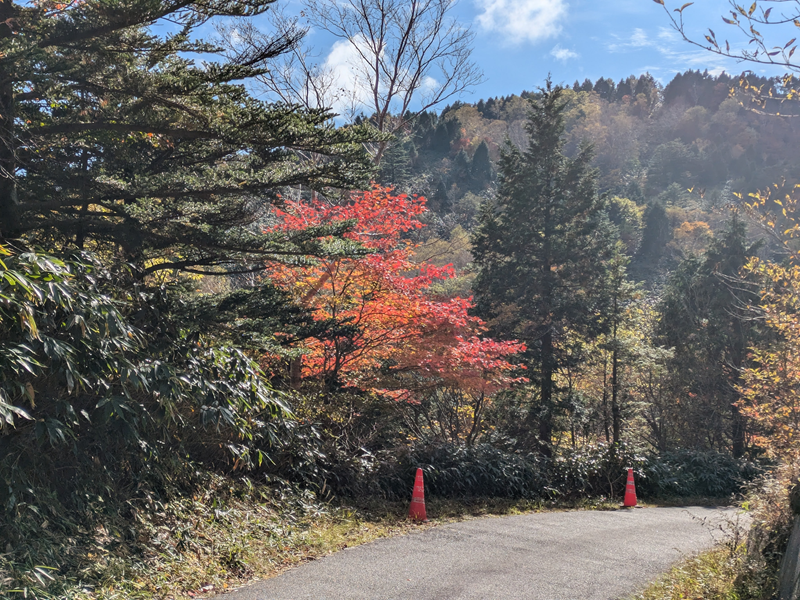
[611,316,621,445]
[538,328,554,457]
[602,359,610,443]
[0,0,19,240]
[731,402,746,458]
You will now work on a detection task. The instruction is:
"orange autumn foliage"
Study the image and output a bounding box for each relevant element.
[263,186,525,401]
[739,258,800,460]
[739,183,800,460]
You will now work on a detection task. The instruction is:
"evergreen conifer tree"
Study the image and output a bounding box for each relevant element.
[431,122,452,153]
[657,214,762,456]
[0,0,375,273]
[471,82,615,454]
[431,179,451,213]
[471,140,493,185]
[635,202,672,267]
[378,138,412,185]
[453,148,471,181]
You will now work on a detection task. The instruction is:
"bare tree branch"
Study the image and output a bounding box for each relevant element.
[656,0,800,115]
[221,0,482,164]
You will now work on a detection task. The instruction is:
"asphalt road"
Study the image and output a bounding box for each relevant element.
[216,506,742,600]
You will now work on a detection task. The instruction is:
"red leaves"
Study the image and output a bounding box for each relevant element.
[263,185,524,398]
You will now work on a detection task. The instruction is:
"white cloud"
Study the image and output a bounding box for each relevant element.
[630,28,650,47]
[228,28,242,45]
[606,27,654,53]
[322,38,443,118]
[550,44,578,62]
[323,36,374,115]
[476,0,567,45]
[606,26,742,78]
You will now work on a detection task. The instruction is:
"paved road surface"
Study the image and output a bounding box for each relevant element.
[216,507,741,600]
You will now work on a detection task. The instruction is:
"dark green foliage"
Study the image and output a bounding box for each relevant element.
[656,215,763,455]
[471,140,493,185]
[661,70,737,110]
[471,81,616,454]
[378,138,414,185]
[362,443,759,500]
[647,141,697,192]
[0,0,375,273]
[640,449,762,497]
[372,444,548,499]
[594,77,616,100]
[431,179,452,213]
[0,245,306,555]
[634,202,671,271]
[431,122,450,152]
[616,76,634,100]
[453,149,471,178]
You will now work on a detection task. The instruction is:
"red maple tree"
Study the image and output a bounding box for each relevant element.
[263,186,525,402]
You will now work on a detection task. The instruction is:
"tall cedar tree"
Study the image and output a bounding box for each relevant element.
[471,82,614,454]
[657,215,762,457]
[0,0,375,273]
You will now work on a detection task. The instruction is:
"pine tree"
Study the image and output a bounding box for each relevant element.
[431,179,452,213]
[471,140,493,185]
[0,0,374,273]
[471,82,615,454]
[635,202,671,264]
[431,122,452,153]
[594,77,616,100]
[453,148,471,181]
[378,138,412,185]
[657,214,763,456]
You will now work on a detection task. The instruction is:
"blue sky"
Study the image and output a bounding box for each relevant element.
[450,0,748,96]
[199,0,794,112]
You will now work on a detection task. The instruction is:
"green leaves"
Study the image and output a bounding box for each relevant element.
[0,243,295,532]
[2,0,376,272]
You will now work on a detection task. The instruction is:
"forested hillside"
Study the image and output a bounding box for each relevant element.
[1,0,799,593]
[378,70,799,280]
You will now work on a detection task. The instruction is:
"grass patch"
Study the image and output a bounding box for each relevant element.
[630,545,745,600]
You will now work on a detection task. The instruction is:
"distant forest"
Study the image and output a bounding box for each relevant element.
[371,70,799,282]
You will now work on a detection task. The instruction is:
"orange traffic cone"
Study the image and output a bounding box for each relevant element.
[623,468,637,507]
[409,468,428,521]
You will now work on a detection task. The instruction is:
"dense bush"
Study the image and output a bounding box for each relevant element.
[0,245,293,543]
[371,444,550,500]
[639,449,764,498]
[338,442,763,501]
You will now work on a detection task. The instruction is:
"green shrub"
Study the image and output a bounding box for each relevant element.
[0,245,293,553]
[372,444,550,499]
[640,450,763,498]
[344,442,762,501]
